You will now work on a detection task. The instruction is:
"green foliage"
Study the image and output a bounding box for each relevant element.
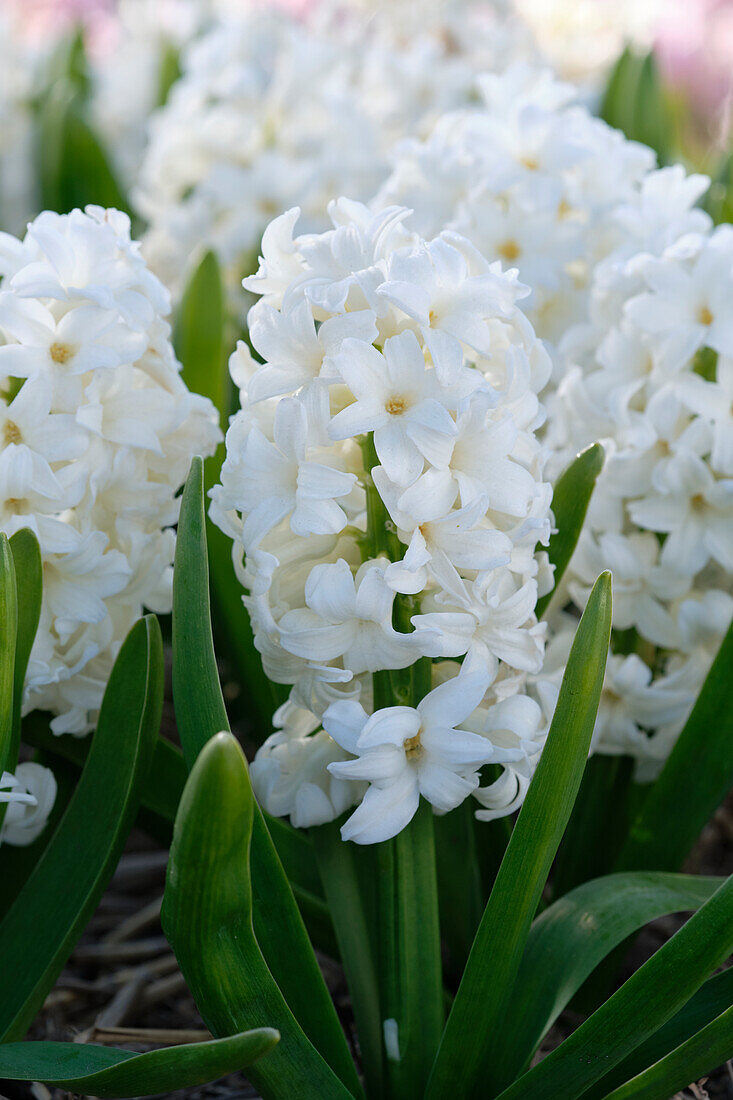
[162,733,360,1099]
[536,443,604,619]
[0,616,163,1041]
[172,459,357,1088]
[600,48,676,163]
[496,873,733,1099]
[0,1030,279,1097]
[617,616,733,872]
[426,571,612,1099]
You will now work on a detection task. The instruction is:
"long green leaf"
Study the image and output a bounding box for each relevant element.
[174,258,280,733]
[0,533,17,832]
[174,251,228,424]
[0,1030,278,1098]
[0,616,163,1041]
[172,459,357,1093]
[496,873,733,1100]
[584,967,733,1098]
[162,733,357,1099]
[617,617,733,873]
[551,754,634,898]
[505,871,722,1078]
[602,1005,733,1100]
[172,456,229,766]
[8,529,42,748]
[536,443,604,619]
[37,86,129,216]
[426,571,612,1100]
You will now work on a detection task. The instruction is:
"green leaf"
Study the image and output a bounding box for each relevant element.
[37,87,130,216]
[9,529,42,746]
[435,802,483,982]
[600,48,674,163]
[704,151,733,225]
[174,260,281,733]
[617,616,733,873]
[584,967,733,1098]
[174,251,229,425]
[172,456,229,767]
[504,871,723,1079]
[600,47,641,133]
[0,616,163,1041]
[426,571,612,1100]
[21,712,327,913]
[312,821,383,1098]
[156,40,181,107]
[551,754,634,898]
[172,460,357,1093]
[536,444,604,619]
[0,534,18,833]
[0,1030,279,1098]
[602,1005,733,1100]
[496,873,733,1100]
[162,733,357,1099]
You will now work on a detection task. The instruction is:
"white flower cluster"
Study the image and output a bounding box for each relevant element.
[377,65,659,369]
[210,199,553,843]
[0,763,57,847]
[135,4,536,300]
[544,209,733,779]
[0,205,220,735]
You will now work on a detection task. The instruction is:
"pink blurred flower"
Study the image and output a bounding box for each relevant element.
[655,0,733,137]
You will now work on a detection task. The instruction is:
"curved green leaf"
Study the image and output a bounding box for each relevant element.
[505,871,723,1077]
[537,443,604,619]
[617,616,733,873]
[426,572,612,1100]
[496,873,733,1100]
[0,615,163,1041]
[172,459,357,1094]
[584,967,733,1098]
[0,1029,278,1098]
[162,733,356,1099]
[602,1005,733,1100]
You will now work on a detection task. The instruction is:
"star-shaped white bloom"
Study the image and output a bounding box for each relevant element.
[324,661,507,843]
[278,558,430,675]
[329,329,457,485]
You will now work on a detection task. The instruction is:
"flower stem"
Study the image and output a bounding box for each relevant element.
[360,432,444,1098]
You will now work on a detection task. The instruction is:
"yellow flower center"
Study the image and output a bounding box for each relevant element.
[498,239,521,262]
[3,420,21,445]
[697,306,714,326]
[385,395,407,416]
[404,730,423,759]
[49,341,74,365]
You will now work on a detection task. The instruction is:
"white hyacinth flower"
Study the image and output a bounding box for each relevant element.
[211,199,552,841]
[1,763,57,848]
[0,205,220,735]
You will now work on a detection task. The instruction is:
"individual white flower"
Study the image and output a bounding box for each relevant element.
[1,762,57,847]
[211,201,552,837]
[278,559,429,676]
[324,662,507,843]
[0,205,220,734]
[329,331,457,485]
